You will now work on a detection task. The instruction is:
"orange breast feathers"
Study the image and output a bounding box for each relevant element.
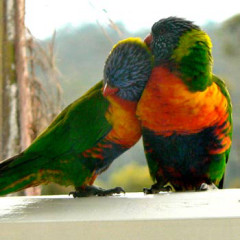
[105,95,141,147]
[137,67,230,136]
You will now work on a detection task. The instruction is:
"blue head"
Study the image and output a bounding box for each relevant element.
[103,38,153,101]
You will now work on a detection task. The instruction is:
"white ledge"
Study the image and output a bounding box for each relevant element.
[1,189,240,240]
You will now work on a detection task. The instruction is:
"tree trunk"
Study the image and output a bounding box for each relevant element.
[15,0,33,150]
[0,0,3,158]
[14,0,41,196]
[0,0,41,195]
[0,0,20,161]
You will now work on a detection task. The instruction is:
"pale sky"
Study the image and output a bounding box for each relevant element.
[25,0,240,39]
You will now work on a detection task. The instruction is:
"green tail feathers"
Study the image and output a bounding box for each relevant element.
[0,154,44,195]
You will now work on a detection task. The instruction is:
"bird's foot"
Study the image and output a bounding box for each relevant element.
[199,183,218,191]
[69,185,125,198]
[143,182,175,194]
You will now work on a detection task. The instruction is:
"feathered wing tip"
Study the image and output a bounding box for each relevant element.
[0,153,44,196]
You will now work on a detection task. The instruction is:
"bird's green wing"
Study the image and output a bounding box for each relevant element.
[16,80,112,163]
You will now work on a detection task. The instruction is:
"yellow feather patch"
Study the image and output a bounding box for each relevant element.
[111,37,147,53]
[105,95,141,148]
[172,29,212,62]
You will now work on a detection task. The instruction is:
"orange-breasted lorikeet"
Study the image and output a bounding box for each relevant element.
[0,38,153,197]
[137,17,232,192]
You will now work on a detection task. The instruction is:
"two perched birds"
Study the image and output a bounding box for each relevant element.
[0,17,232,196]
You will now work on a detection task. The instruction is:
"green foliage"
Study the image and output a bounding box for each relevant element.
[107,162,153,192]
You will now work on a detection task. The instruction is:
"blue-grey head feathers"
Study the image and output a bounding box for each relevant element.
[104,40,153,101]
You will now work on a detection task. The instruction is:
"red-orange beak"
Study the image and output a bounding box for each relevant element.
[144,34,153,48]
[102,83,119,97]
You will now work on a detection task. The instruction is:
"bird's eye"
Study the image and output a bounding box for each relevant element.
[158,28,166,35]
[152,26,166,36]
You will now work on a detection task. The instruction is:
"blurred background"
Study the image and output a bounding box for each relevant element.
[1,0,240,195]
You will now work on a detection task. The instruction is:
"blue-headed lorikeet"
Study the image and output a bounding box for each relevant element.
[137,17,232,192]
[0,38,153,197]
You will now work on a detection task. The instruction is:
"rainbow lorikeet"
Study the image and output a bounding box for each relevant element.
[0,38,153,197]
[137,17,232,192]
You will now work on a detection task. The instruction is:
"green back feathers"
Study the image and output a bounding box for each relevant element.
[23,80,111,158]
[172,29,213,91]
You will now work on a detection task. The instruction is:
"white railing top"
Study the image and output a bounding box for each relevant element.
[1,189,240,240]
[1,189,240,222]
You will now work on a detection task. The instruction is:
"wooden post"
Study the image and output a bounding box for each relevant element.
[14,0,40,196]
[0,0,40,195]
[14,0,33,151]
[0,0,20,161]
[0,0,3,159]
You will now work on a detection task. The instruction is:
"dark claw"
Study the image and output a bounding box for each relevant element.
[95,187,125,196]
[69,185,125,198]
[143,187,155,194]
[143,182,174,194]
[69,191,78,198]
[143,187,166,194]
[199,183,218,191]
